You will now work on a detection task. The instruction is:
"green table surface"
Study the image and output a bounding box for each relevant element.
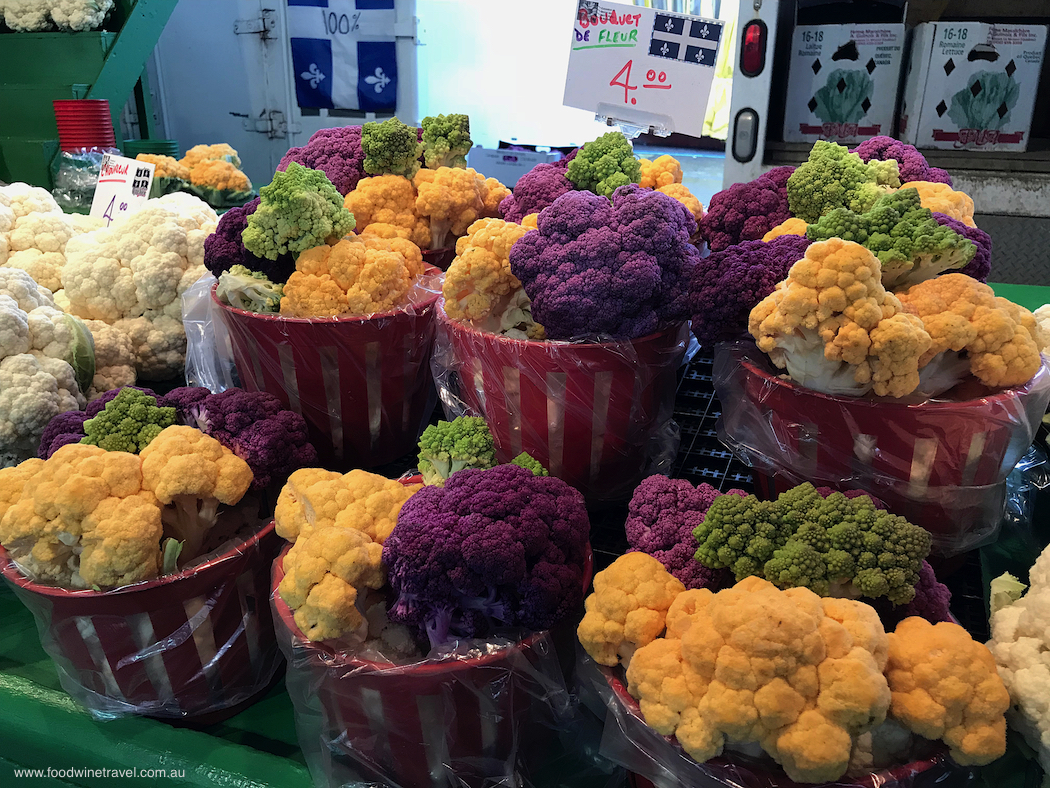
[990,282,1050,312]
[0,583,311,787]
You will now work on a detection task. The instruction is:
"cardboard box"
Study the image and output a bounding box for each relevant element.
[466,147,560,187]
[783,24,906,144]
[900,22,1047,152]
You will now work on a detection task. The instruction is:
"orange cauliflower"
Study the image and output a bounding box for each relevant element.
[0,444,162,588]
[639,155,683,189]
[748,238,932,398]
[626,577,891,784]
[897,274,1045,390]
[886,617,1009,766]
[413,166,490,249]
[578,552,686,667]
[179,143,241,170]
[443,218,530,323]
[135,154,190,181]
[763,217,809,242]
[279,523,385,641]
[657,183,704,222]
[480,176,511,218]
[344,175,431,249]
[280,233,423,318]
[521,213,539,230]
[189,159,251,192]
[904,181,975,227]
[274,467,418,544]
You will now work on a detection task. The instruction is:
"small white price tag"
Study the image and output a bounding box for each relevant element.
[89,154,155,226]
[563,0,723,137]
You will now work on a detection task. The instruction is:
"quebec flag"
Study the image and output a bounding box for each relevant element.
[287,0,398,112]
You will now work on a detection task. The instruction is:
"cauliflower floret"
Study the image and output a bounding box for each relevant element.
[0,353,84,466]
[0,268,55,311]
[0,183,62,219]
[49,0,116,31]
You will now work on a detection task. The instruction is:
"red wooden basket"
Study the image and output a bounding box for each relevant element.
[0,522,282,722]
[212,269,440,471]
[438,311,688,501]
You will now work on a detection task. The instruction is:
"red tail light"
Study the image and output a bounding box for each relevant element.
[740,20,767,77]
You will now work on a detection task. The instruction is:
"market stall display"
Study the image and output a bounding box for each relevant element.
[133,143,255,208]
[273,462,592,786]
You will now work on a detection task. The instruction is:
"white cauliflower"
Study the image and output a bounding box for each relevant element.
[0,204,14,266]
[988,546,1050,777]
[1035,304,1050,354]
[0,183,62,219]
[0,353,84,467]
[0,295,30,358]
[6,250,65,293]
[62,194,217,380]
[0,267,55,311]
[69,214,105,235]
[9,211,73,255]
[82,319,135,399]
[49,0,114,30]
[0,0,50,30]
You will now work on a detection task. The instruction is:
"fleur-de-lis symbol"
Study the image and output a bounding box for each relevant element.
[300,63,325,89]
[701,24,709,37]
[364,67,391,93]
[695,49,704,62]
[660,42,670,55]
[664,18,674,31]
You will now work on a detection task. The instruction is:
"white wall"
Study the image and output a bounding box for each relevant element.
[416,0,610,148]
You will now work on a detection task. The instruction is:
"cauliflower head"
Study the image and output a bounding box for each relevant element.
[625,577,891,784]
[442,217,531,327]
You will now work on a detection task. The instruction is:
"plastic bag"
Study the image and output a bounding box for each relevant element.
[51,146,120,211]
[577,648,976,788]
[181,272,239,391]
[431,311,688,502]
[714,341,1050,555]
[272,548,618,788]
[211,272,442,471]
[0,499,283,721]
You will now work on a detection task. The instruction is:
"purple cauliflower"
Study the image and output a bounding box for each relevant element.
[933,212,992,282]
[184,389,317,489]
[383,464,590,649]
[498,162,574,223]
[38,411,89,459]
[509,185,699,340]
[699,166,794,252]
[851,136,953,186]
[689,235,812,346]
[203,198,297,283]
[277,125,365,196]
[625,475,746,589]
[901,560,952,623]
[159,386,212,422]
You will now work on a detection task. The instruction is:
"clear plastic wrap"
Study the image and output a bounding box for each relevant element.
[51,146,120,211]
[182,272,239,391]
[272,543,607,788]
[576,648,976,788]
[211,271,442,471]
[714,341,1050,555]
[431,310,688,502]
[0,511,283,722]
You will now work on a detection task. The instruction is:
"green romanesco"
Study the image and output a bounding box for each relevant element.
[80,388,176,453]
[509,451,548,476]
[421,114,472,170]
[242,163,355,260]
[565,131,642,198]
[694,483,932,605]
[361,117,424,178]
[216,264,285,314]
[786,140,902,223]
[806,187,976,289]
[417,416,497,486]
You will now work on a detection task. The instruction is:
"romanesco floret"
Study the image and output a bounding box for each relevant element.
[416,416,496,486]
[806,188,976,288]
[694,484,931,604]
[242,163,355,260]
[565,131,642,198]
[786,140,902,223]
[509,451,548,476]
[80,387,175,453]
[216,264,284,314]
[361,117,424,178]
[421,114,472,170]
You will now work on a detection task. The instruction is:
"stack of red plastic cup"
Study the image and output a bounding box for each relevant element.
[53,99,116,151]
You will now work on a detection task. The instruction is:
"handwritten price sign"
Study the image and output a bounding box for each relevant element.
[89,154,155,226]
[563,0,723,137]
